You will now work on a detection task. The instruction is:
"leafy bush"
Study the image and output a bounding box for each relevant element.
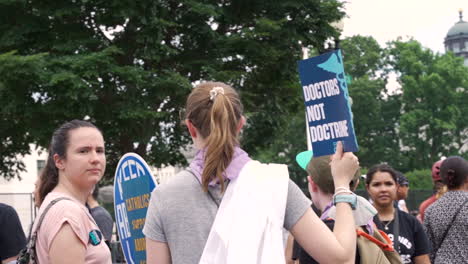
[405,169,433,190]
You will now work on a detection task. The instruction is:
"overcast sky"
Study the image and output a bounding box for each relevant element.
[342,0,468,53]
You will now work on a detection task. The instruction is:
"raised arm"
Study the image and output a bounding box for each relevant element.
[291,142,358,263]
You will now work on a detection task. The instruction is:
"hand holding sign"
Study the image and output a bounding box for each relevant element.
[330,141,359,189]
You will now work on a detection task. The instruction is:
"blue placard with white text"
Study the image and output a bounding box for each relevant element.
[114,153,157,264]
[297,49,358,156]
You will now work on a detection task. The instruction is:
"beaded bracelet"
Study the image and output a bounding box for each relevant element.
[335,186,351,193]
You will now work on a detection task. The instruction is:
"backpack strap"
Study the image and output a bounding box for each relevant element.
[31,197,72,240]
[393,208,400,253]
[356,228,395,252]
[23,197,72,262]
[186,169,226,208]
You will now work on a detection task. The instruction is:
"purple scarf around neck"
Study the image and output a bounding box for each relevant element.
[321,201,375,234]
[189,146,251,186]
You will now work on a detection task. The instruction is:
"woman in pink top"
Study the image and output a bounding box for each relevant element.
[34,120,111,264]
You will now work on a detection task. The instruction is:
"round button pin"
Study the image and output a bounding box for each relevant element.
[89,229,103,246]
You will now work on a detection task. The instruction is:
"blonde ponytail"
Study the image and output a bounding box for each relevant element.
[185,82,243,192]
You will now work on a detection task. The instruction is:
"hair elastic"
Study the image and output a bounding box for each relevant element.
[209,86,225,100]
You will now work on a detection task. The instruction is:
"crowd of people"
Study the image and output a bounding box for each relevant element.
[0,81,467,264]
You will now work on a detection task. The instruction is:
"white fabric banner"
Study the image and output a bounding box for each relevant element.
[199,160,289,264]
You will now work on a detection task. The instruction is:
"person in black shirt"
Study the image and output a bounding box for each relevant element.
[0,203,26,263]
[366,164,431,264]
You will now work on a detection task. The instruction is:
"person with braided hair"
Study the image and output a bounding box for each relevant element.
[423,156,468,263]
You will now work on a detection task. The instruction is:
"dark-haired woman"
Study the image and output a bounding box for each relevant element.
[144,82,360,264]
[424,156,468,263]
[366,164,430,264]
[33,120,111,263]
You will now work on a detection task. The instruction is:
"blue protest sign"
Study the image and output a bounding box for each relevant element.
[298,49,358,157]
[114,153,157,264]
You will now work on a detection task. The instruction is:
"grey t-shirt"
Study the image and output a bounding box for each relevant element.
[89,206,114,242]
[143,169,311,264]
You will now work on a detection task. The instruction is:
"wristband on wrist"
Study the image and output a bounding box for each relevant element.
[333,193,357,210]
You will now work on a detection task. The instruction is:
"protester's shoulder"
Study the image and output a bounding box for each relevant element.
[0,203,20,225]
[424,199,439,217]
[0,202,11,210]
[286,178,309,202]
[287,178,303,191]
[40,193,87,220]
[399,209,422,228]
[90,206,112,218]
[398,209,415,220]
[161,169,196,187]
[419,195,435,208]
[432,191,468,215]
[460,192,468,213]
[37,194,92,244]
[152,169,198,195]
[451,190,468,203]
[50,197,81,211]
[425,194,451,215]
[0,202,16,215]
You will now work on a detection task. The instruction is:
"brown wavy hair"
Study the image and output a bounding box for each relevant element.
[38,120,101,205]
[184,82,243,192]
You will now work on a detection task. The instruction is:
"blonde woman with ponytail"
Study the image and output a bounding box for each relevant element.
[144,82,359,264]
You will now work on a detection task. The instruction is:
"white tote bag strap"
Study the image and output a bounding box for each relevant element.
[199,160,289,264]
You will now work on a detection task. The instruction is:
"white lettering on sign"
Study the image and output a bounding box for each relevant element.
[129,160,137,179]
[306,103,326,122]
[117,169,123,200]
[120,160,146,182]
[309,120,349,142]
[123,161,130,181]
[117,159,146,200]
[302,78,340,102]
[116,203,132,239]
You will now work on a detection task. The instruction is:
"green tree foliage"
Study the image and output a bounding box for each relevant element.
[341,37,468,173]
[0,51,48,179]
[387,40,468,169]
[253,110,309,189]
[404,169,433,190]
[341,36,403,169]
[0,0,344,180]
[341,35,384,78]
